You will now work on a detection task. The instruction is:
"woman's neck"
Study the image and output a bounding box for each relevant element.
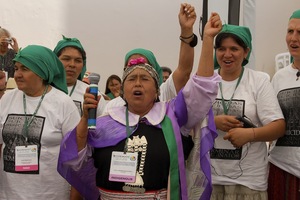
[292,61,300,70]
[67,81,76,87]
[219,67,243,81]
[128,105,153,118]
[0,49,7,56]
[25,85,51,97]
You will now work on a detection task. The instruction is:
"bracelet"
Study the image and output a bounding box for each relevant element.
[179,33,198,47]
[252,128,256,142]
[189,34,198,47]
[179,33,194,40]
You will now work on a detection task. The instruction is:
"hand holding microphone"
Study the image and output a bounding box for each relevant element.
[87,73,100,129]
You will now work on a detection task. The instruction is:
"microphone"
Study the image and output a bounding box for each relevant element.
[87,73,100,129]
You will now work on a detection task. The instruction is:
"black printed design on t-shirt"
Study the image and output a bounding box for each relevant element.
[2,114,45,174]
[210,99,246,160]
[276,87,300,147]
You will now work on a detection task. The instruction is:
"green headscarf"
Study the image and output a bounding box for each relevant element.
[214,24,252,69]
[289,9,300,63]
[14,45,68,94]
[124,48,163,86]
[290,9,300,19]
[53,35,87,80]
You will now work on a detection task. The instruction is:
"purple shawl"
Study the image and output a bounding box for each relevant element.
[57,74,220,200]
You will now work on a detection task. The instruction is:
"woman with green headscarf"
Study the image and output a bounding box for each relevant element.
[0,45,80,199]
[268,9,300,200]
[209,24,285,200]
[54,35,108,200]
[53,35,107,117]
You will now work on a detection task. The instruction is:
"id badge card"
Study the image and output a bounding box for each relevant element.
[109,151,138,183]
[15,145,38,172]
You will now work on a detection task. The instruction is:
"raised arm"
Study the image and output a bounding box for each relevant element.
[179,13,222,133]
[197,12,222,77]
[172,3,196,93]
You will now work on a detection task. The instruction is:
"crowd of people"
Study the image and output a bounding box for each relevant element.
[0,3,299,200]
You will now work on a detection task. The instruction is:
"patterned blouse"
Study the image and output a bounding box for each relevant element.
[0,49,16,78]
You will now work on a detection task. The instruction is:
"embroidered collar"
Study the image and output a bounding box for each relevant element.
[108,102,166,126]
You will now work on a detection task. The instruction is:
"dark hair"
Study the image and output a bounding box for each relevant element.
[161,66,172,74]
[105,74,121,94]
[56,46,86,61]
[214,32,248,51]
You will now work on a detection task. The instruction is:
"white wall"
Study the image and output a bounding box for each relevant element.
[255,0,297,76]
[0,0,298,91]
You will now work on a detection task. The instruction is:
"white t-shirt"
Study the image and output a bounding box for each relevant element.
[68,80,107,116]
[103,72,176,115]
[0,87,80,200]
[269,64,300,178]
[210,68,284,191]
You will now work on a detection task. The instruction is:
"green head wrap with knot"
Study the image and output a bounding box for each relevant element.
[214,24,252,69]
[53,35,87,80]
[14,45,68,94]
[124,48,163,86]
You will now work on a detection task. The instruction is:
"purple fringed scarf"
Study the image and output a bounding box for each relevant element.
[199,108,218,200]
[168,90,188,200]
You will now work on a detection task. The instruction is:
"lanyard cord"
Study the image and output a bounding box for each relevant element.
[219,67,244,115]
[68,81,77,97]
[124,107,132,153]
[22,84,49,143]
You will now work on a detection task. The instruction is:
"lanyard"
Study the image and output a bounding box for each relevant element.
[219,67,244,115]
[68,81,77,97]
[124,107,132,153]
[22,84,49,143]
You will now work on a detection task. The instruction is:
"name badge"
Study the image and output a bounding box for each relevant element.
[109,151,138,183]
[15,145,38,172]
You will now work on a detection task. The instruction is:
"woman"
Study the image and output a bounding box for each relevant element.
[161,66,172,82]
[0,45,80,199]
[0,27,19,78]
[209,24,285,199]
[54,36,108,200]
[105,74,122,100]
[268,9,300,200]
[53,36,107,116]
[57,12,222,200]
